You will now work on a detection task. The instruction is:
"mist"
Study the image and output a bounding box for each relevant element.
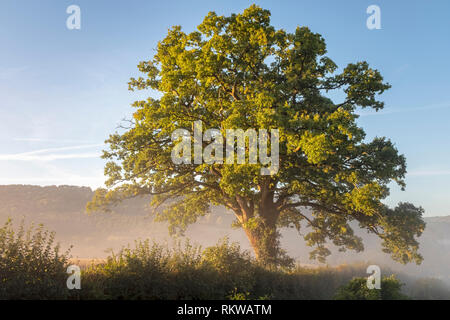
[1,185,449,287]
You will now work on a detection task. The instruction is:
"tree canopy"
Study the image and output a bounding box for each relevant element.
[88,5,425,266]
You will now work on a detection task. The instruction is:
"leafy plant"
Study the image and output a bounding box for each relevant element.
[334,275,409,300]
[0,219,71,299]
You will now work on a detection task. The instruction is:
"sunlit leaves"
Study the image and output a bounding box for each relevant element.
[88,5,424,265]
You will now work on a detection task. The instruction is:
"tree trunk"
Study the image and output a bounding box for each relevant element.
[243,222,279,265]
[233,186,293,267]
[238,205,291,267]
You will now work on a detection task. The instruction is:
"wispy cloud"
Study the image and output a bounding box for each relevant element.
[0,144,103,161]
[13,138,98,144]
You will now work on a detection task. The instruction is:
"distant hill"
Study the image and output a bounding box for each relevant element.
[0,184,449,282]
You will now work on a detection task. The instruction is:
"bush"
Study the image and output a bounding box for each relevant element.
[77,238,370,300]
[78,240,205,299]
[334,275,409,300]
[0,219,71,299]
[78,238,256,300]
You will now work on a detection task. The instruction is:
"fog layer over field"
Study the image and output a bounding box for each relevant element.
[1,185,449,283]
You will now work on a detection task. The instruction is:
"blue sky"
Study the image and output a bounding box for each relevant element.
[0,0,449,217]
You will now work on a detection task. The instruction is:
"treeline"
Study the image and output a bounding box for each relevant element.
[0,185,162,258]
[0,185,150,216]
[0,185,233,258]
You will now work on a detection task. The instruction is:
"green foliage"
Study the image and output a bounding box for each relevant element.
[80,238,256,299]
[0,219,71,299]
[202,237,252,274]
[334,275,409,300]
[75,238,382,300]
[89,5,425,266]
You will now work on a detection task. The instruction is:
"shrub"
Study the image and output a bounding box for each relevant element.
[77,238,371,300]
[0,219,71,299]
[79,239,211,299]
[334,275,409,300]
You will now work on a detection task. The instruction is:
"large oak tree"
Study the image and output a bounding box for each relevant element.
[88,5,425,266]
